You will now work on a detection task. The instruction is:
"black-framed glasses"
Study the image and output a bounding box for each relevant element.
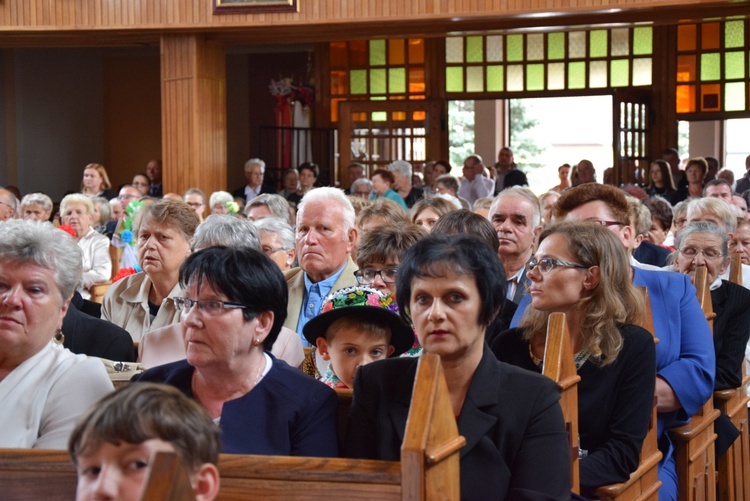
[174,297,250,315]
[354,267,398,284]
[678,246,723,259]
[528,258,588,274]
[584,218,626,227]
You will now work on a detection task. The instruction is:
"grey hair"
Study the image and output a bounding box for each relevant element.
[209,191,234,209]
[686,197,737,233]
[297,187,355,233]
[674,221,729,260]
[388,160,413,178]
[350,178,373,195]
[245,194,290,221]
[253,217,295,251]
[0,189,19,212]
[0,220,82,302]
[21,193,53,214]
[184,188,206,204]
[192,215,260,252]
[493,186,542,227]
[91,197,112,224]
[244,158,266,173]
[60,193,94,216]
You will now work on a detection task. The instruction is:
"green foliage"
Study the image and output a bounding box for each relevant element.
[509,100,545,170]
[449,100,475,167]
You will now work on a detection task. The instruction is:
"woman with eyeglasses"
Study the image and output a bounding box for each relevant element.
[133,245,338,456]
[491,221,656,498]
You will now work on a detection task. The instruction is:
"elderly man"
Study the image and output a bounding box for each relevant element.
[344,162,366,195]
[232,158,274,204]
[0,188,18,221]
[493,147,528,194]
[703,178,733,201]
[734,154,750,194]
[183,188,206,223]
[146,159,163,197]
[458,155,494,206]
[245,193,290,222]
[387,160,423,208]
[284,187,358,345]
[487,187,543,304]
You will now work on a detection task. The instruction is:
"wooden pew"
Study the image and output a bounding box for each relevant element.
[728,253,742,286]
[88,282,111,304]
[0,354,465,501]
[669,266,720,501]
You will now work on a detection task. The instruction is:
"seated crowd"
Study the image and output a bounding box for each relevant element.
[0,150,749,500]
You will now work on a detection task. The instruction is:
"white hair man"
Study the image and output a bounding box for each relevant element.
[232,158,273,204]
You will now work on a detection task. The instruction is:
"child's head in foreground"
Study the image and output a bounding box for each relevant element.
[69,382,221,501]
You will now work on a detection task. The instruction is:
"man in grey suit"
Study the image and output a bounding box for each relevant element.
[283,187,359,345]
[487,186,543,304]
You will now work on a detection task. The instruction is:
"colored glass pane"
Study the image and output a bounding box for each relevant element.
[371,69,386,94]
[677,24,697,52]
[590,30,608,58]
[725,82,746,111]
[467,36,484,63]
[350,70,367,95]
[371,111,388,122]
[446,37,464,63]
[569,31,586,59]
[725,20,745,48]
[370,40,386,66]
[486,65,504,91]
[389,39,405,65]
[677,55,697,82]
[547,63,565,90]
[408,67,425,94]
[330,41,347,66]
[676,85,696,113]
[413,111,426,121]
[467,66,484,92]
[701,22,720,50]
[330,70,348,95]
[408,39,425,64]
[548,32,565,60]
[371,96,387,101]
[701,53,721,81]
[701,83,721,111]
[507,65,524,91]
[330,97,344,122]
[633,27,653,55]
[527,64,545,91]
[611,59,630,87]
[611,28,630,57]
[393,111,407,121]
[389,68,406,93]
[348,40,367,67]
[446,67,464,92]
[568,62,586,89]
[507,34,524,62]
[487,35,504,62]
[589,61,607,88]
[633,58,652,86]
[725,51,745,80]
[527,34,544,61]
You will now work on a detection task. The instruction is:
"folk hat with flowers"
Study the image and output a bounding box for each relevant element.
[303,286,413,357]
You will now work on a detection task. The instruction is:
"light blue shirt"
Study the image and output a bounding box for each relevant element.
[296,264,348,346]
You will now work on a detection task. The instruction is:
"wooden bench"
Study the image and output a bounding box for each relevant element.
[88,282,111,304]
[0,353,465,501]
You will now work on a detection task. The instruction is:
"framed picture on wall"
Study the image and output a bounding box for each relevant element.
[214,0,298,13]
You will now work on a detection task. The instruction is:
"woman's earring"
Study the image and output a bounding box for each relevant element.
[54,329,65,345]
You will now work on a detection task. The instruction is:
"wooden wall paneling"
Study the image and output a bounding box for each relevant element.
[651,25,678,156]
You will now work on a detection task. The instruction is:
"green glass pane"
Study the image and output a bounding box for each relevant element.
[507,65,523,91]
[467,66,483,92]
[371,96,387,101]
[633,27,653,55]
[725,20,744,49]
[548,32,565,60]
[388,68,406,94]
[569,31,586,59]
[547,63,565,90]
[527,34,544,61]
[446,37,464,63]
[466,36,484,63]
[371,111,387,122]
[610,59,630,87]
[568,62,586,89]
[701,53,721,81]
[590,30,608,58]
[487,35,504,62]
[507,34,523,62]
[725,82,746,111]
[633,58,653,86]
[350,70,367,95]
[725,51,745,80]
[370,68,386,94]
[487,65,504,91]
[446,67,464,92]
[369,40,386,66]
[527,63,545,91]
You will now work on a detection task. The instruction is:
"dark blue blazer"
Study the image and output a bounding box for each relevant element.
[633,241,671,268]
[133,355,339,457]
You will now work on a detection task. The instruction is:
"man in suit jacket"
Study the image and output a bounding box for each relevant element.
[62,292,135,362]
[232,158,275,204]
[283,187,359,345]
[493,147,529,194]
[487,187,543,305]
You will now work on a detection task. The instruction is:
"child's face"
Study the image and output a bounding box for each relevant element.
[318,325,395,388]
[75,438,176,501]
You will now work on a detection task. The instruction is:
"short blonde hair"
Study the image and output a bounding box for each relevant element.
[60,193,94,216]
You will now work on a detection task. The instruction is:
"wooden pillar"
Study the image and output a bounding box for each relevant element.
[161,34,226,197]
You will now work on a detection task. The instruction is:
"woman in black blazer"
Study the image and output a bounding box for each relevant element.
[345,234,572,501]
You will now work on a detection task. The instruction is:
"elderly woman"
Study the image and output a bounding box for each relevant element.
[20,192,53,222]
[60,194,112,299]
[349,178,374,200]
[346,233,571,499]
[80,163,116,200]
[102,199,199,342]
[208,190,236,216]
[134,245,338,456]
[355,198,409,233]
[369,169,408,210]
[90,196,112,236]
[0,220,113,449]
[492,222,656,497]
[409,197,458,232]
[253,217,297,271]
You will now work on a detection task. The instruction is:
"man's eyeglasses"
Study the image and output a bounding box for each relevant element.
[354,267,398,284]
[173,297,252,316]
[678,246,724,259]
[528,258,588,274]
